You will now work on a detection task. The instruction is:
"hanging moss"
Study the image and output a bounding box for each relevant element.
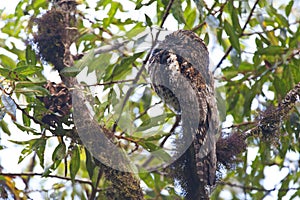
[34,9,66,71]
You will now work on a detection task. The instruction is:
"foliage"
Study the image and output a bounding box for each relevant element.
[0,0,299,199]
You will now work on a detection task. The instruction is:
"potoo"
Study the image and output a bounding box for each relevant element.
[148,30,219,199]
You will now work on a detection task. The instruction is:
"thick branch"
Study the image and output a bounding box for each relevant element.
[217,82,300,167]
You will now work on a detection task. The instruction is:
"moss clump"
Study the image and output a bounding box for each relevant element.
[34,9,66,71]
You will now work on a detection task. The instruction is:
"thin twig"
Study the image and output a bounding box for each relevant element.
[83,79,135,87]
[191,22,206,32]
[89,169,103,200]
[113,0,175,128]
[94,41,129,55]
[219,181,300,193]
[160,115,181,148]
[222,121,256,130]
[214,46,232,73]
[214,0,260,73]
[160,0,175,28]
[115,134,139,144]
[0,172,93,187]
[15,100,47,127]
[241,20,300,36]
[141,115,181,168]
[134,101,162,120]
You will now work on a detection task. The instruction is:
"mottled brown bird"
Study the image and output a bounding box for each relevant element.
[148,30,219,199]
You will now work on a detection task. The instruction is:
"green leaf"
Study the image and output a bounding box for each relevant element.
[110,52,143,80]
[0,55,16,69]
[204,32,209,44]
[126,23,146,39]
[15,85,49,96]
[91,167,100,188]
[184,8,197,29]
[285,0,294,16]
[26,71,47,83]
[0,120,11,135]
[14,138,46,165]
[43,164,54,177]
[52,142,66,162]
[274,13,289,27]
[224,20,240,53]
[142,131,169,141]
[228,1,242,34]
[141,87,152,109]
[85,147,96,179]
[230,48,241,67]
[96,0,111,8]
[290,188,300,199]
[144,14,152,27]
[0,67,11,78]
[278,176,291,199]
[136,114,167,132]
[62,49,95,74]
[256,46,285,55]
[193,0,205,16]
[88,53,112,75]
[228,90,240,112]
[25,45,37,66]
[14,122,39,134]
[70,145,80,181]
[34,138,46,168]
[139,172,155,188]
[171,0,186,24]
[139,141,161,152]
[14,64,42,77]
[151,149,171,162]
[103,2,121,27]
[135,0,144,9]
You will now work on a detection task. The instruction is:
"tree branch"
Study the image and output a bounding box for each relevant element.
[83,79,135,87]
[248,81,300,138]
[160,0,175,28]
[217,82,300,167]
[0,172,94,187]
[219,181,300,193]
[94,41,129,55]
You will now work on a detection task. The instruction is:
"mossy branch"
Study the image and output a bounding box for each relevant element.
[216,81,300,168]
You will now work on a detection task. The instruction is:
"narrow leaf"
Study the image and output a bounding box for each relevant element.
[145,14,152,27]
[62,49,95,74]
[26,45,37,66]
[171,0,186,24]
[1,94,16,121]
[111,52,143,80]
[52,142,66,162]
[0,120,10,135]
[285,0,294,16]
[256,46,285,55]
[85,147,95,179]
[224,20,241,53]
[70,145,80,181]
